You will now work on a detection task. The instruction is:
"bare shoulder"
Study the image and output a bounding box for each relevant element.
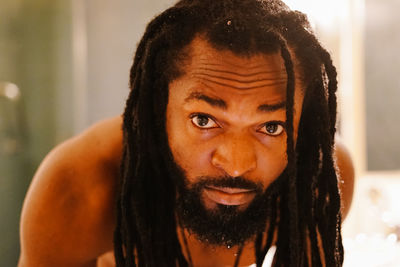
[19,116,123,267]
[334,139,355,221]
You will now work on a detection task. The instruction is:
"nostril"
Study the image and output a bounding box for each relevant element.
[210,150,225,170]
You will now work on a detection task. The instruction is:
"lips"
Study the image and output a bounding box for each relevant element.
[203,186,257,206]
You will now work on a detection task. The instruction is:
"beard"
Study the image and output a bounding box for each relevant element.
[170,160,287,247]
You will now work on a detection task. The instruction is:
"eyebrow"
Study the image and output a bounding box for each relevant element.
[185,92,227,109]
[185,91,286,113]
[257,101,286,112]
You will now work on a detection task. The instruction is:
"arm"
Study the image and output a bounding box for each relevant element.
[19,117,122,267]
[334,140,355,221]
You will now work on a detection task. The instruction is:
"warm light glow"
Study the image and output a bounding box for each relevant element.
[285,0,348,30]
[0,82,21,101]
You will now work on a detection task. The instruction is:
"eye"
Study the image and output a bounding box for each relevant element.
[190,114,219,129]
[258,121,285,136]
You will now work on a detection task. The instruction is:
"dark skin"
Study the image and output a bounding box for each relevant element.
[18,38,354,267]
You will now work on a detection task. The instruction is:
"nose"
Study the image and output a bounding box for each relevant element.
[211,133,257,177]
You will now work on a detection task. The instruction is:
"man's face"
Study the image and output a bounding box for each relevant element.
[166,37,304,246]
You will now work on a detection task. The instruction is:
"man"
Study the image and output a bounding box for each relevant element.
[19,0,354,266]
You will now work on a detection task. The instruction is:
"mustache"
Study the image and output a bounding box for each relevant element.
[189,176,264,193]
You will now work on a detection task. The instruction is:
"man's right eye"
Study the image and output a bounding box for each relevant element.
[190,114,219,129]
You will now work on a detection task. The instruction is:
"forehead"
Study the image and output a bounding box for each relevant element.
[184,37,288,92]
[169,37,304,107]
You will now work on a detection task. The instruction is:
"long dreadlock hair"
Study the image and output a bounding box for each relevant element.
[114,0,343,266]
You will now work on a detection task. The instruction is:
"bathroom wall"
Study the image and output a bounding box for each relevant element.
[365,0,400,171]
[0,1,70,265]
[0,0,174,265]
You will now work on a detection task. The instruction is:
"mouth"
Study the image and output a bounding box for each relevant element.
[203,185,257,206]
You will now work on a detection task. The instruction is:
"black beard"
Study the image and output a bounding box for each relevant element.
[172,164,286,247]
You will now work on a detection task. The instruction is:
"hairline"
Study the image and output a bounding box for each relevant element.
[167,33,307,94]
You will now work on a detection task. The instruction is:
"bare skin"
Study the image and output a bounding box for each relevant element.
[18,117,121,267]
[18,116,353,267]
[18,39,354,267]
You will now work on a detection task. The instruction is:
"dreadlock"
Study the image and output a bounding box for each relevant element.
[114,0,343,266]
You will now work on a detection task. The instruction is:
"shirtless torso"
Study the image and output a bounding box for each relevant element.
[18,115,354,267]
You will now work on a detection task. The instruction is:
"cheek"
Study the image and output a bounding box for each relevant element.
[169,139,212,176]
[256,144,288,188]
[166,106,213,181]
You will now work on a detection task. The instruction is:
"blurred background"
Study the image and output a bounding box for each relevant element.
[0,0,399,266]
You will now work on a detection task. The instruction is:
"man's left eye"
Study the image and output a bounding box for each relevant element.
[190,114,219,129]
[258,122,285,136]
